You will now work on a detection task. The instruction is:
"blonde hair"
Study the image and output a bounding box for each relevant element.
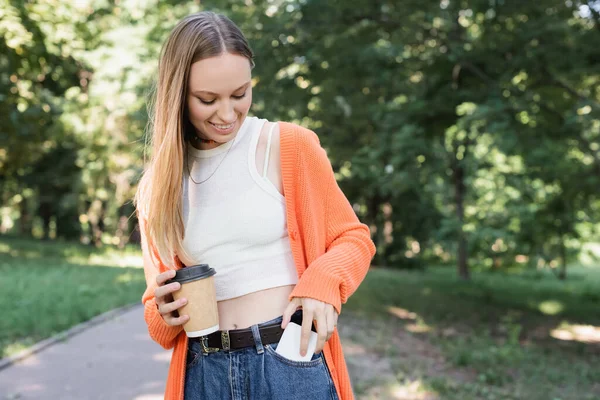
[134,11,254,268]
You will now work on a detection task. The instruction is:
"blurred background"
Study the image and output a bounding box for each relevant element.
[1,0,600,399]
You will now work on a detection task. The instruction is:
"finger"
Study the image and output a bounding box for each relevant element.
[156,269,176,286]
[314,312,328,354]
[158,296,188,316]
[165,313,190,327]
[281,298,299,329]
[325,307,336,342]
[300,308,313,357]
[154,282,181,305]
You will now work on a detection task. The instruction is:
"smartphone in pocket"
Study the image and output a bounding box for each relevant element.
[275,322,318,362]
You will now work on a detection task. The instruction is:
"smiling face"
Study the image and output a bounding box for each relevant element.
[186,52,253,149]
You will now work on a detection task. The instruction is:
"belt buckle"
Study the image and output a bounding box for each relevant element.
[200,336,220,354]
[221,331,230,351]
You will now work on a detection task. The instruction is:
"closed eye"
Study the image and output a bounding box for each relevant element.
[197,92,246,105]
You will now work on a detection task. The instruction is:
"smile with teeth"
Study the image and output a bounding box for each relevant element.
[209,122,235,130]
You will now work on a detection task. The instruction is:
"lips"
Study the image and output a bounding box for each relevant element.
[208,121,236,134]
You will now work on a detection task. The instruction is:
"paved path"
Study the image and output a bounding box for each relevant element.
[0,305,171,400]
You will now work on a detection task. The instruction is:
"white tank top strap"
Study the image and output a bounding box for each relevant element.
[262,122,277,178]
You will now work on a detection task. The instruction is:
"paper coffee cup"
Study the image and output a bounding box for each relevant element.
[166,264,219,337]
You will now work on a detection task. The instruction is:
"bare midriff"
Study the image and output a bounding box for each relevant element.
[217,284,296,330]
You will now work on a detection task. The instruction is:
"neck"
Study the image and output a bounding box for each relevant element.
[191,134,220,150]
[190,140,223,151]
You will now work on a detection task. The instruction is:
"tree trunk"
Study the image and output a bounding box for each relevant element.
[88,199,105,247]
[38,201,52,240]
[19,197,32,236]
[453,163,470,280]
[116,204,130,249]
[130,221,141,245]
[492,254,502,271]
[368,194,382,265]
[558,234,567,280]
[96,204,106,247]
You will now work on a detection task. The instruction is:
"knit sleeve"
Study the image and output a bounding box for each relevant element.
[289,130,376,314]
[138,214,183,349]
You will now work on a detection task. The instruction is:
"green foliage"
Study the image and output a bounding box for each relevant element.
[1,0,600,275]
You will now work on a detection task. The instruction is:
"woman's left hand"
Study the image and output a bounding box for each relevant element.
[281,297,339,356]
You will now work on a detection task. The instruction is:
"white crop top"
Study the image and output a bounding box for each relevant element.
[179,116,298,301]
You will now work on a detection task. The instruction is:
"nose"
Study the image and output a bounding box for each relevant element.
[216,99,236,123]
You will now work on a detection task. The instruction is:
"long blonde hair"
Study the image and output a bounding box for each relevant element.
[134,11,254,268]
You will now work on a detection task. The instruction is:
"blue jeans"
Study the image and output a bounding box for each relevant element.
[184,311,340,399]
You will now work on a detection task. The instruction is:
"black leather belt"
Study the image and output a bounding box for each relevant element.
[190,310,315,352]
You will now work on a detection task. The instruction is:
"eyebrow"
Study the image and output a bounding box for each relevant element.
[192,81,251,96]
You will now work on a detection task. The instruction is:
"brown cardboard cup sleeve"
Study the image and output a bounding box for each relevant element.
[166,264,219,337]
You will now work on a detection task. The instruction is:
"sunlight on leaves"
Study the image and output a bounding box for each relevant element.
[456,102,477,116]
[538,300,564,315]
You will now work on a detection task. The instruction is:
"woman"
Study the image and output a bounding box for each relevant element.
[134,11,375,400]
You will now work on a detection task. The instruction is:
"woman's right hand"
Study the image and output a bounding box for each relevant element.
[154,270,190,326]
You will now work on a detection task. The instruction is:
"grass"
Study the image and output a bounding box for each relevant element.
[0,236,147,358]
[344,265,600,400]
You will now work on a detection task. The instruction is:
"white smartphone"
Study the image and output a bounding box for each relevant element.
[275,322,318,362]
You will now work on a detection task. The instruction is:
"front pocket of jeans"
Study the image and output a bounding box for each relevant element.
[186,347,202,369]
[264,344,324,368]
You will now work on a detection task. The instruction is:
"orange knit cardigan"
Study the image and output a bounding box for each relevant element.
[139,121,376,399]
